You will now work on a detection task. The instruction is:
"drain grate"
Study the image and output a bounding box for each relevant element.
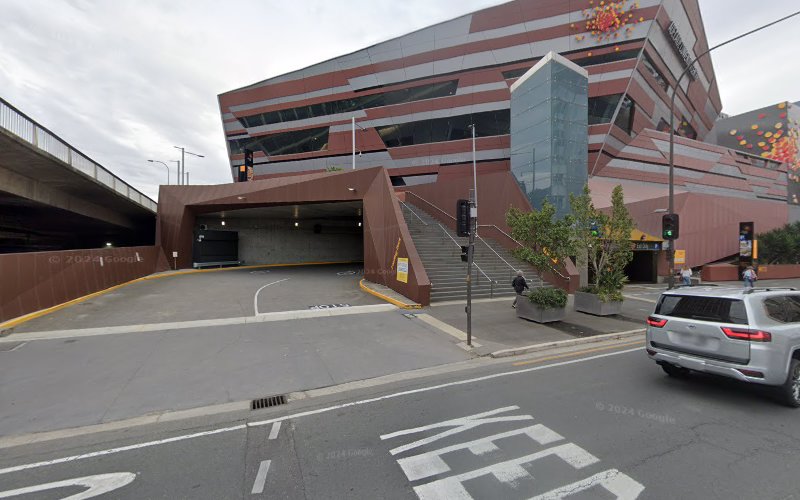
[251,395,287,410]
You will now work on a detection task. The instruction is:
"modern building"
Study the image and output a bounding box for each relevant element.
[212,0,797,291]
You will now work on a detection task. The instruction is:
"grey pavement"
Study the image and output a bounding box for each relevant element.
[8,264,378,333]
[3,341,800,498]
[0,308,470,437]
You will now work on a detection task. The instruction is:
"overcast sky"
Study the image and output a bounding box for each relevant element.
[2,0,799,201]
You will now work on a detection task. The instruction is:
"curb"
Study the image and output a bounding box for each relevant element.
[359,279,422,309]
[490,328,645,358]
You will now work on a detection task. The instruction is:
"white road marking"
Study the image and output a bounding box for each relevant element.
[381,406,533,455]
[412,443,599,500]
[268,421,281,440]
[254,279,290,315]
[251,460,271,495]
[622,294,658,304]
[0,472,136,499]
[416,313,481,345]
[0,347,641,476]
[8,342,26,352]
[530,468,645,499]
[396,424,563,481]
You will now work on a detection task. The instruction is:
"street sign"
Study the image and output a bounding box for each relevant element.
[396,258,409,283]
[674,249,686,265]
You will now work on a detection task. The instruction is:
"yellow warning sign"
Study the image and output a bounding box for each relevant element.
[674,250,686,265]
[396,258,409,283]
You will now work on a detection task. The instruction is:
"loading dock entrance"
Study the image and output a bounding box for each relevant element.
[195,201,364,266]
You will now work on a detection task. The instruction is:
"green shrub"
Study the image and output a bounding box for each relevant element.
[528,287,568,309]
[578,285,623,303]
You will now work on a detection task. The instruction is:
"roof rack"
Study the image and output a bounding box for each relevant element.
[743,287,798,294]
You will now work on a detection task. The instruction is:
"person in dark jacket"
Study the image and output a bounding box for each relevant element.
[512,270,529,308]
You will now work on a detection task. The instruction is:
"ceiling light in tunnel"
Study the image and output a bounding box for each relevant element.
[105,242,112,247]
[294,222,299,227]
[347,187,356,192]
[358,222,362,227]
[221,221,226,226]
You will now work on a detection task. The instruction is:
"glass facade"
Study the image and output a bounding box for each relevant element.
[375,110,509,147]
[510,53,588,218]
[239,80,458,128]
[501,49,641,80]
[229,127,329,156]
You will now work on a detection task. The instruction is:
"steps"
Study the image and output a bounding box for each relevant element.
[401,201,547,302]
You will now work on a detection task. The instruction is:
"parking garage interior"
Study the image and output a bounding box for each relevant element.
[194,201,364,267]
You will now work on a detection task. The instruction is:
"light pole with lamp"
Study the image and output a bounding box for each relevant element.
[147,160,171,185]
[352,117,366,170]
[666,10,800,289]
[173,146,204,185]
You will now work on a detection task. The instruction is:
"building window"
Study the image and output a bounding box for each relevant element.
[376,110,510,148]
[228,126,329,156]
[588,94,623,125]
[239,80,458,128]
[642,53,669,92]
[676,118,697,140]
[501,49,641,80]
[614,95,635,135]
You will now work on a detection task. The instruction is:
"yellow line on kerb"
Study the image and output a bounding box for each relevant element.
[511,340,644,366]
[359,279,422,310]
[0,261,362,331]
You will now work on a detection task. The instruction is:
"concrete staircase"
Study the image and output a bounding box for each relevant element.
[401,201,547,302]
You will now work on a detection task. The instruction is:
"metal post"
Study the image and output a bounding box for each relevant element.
[185,171,190,185]
[180,148,185,185]
[352,116,356,170]
[466,190,476,347]
[665,10,799,290]
[471,123,478,232]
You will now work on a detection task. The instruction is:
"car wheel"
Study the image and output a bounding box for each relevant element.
[779,358,800,408]
[661,363,690,378]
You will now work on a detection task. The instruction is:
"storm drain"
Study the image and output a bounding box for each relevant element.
[251,395,287,410]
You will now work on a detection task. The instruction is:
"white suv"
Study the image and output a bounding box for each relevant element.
[646,287,800,406]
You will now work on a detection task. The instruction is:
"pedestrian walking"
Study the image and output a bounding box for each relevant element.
[680,266,692,286]
[742,266,757,288]
[512,270,529,308]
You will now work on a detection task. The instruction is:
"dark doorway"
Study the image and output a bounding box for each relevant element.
[625,251,658,283]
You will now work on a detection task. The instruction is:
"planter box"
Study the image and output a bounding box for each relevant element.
[574,291,622,316]
[516,296,566,323]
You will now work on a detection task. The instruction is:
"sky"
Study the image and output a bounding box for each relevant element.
[2,0,799,202]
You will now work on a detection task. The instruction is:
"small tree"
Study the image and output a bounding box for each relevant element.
[758,221,800,264]
[506,199,576,277]
[325,166,344,172]
[569,184,635,301]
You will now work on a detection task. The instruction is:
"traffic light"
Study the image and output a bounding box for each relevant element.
[460,245,469,262]
[456,199,471,237]
[662,214,679,240]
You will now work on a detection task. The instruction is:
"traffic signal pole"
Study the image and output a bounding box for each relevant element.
[466,197,475,347]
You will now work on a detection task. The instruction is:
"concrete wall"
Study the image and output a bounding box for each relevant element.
[196,217,363,265]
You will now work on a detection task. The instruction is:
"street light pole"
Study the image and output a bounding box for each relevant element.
[352,117,365,170]
[666,10,800,289]
[173,146,204,186]
[147,160,170,185]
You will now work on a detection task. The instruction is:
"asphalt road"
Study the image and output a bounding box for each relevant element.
[2,341,799,499]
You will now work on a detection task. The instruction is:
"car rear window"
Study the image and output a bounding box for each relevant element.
[655,295,748,325]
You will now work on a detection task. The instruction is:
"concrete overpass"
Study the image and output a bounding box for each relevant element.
[0,98,156,252]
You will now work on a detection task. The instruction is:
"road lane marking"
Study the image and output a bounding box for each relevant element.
[531,468,645,499]
[0,346,640,476]
[0,472,136,499]
[394,424,563,481]
[622,294,658,304]
[268,422,281,440]
[511,341,643,366]
[251,460,271,495]
[380,406,533,456]
[254,279,290,315]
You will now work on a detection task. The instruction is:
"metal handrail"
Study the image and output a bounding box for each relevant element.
[400,201,428,226]
[0,97,157,213]
[405,191,456,221]
[437,223,493,285]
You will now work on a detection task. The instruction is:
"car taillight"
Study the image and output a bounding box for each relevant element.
[721,327,772,342]
[647,316,667,328]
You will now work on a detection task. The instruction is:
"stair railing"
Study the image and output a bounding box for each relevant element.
[437,223,495,298]
[400,201,428,226]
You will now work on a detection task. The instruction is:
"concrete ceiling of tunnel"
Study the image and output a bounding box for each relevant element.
[205,201,364,220]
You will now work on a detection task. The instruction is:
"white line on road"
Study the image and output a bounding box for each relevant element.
[268,421,281,440]
[0,346,641,476]
[0,472,137,499]
[254,279,290,315]
[251,460,271,495]
[8,342,26,352]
